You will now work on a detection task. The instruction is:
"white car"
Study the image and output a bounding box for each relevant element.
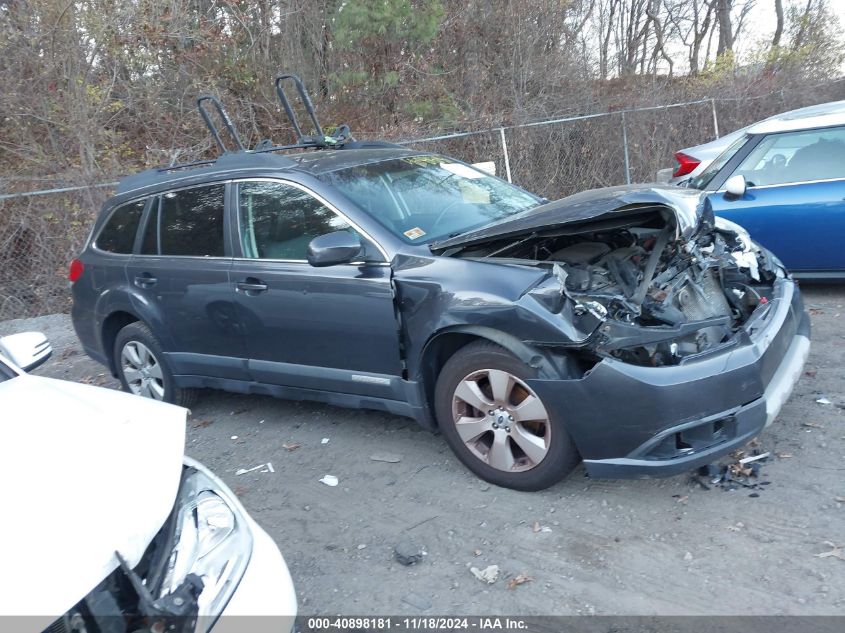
[0,332,296,632]
[658,100,845,185]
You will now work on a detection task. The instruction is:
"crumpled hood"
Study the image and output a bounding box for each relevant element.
[432,184,704,252]
[0,376,186,617]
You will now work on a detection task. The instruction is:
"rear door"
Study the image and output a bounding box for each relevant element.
[127,182,248,380]
[230,179,404,398]
[708,125,845,273]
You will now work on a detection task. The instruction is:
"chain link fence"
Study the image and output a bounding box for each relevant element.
[2,78,845,320]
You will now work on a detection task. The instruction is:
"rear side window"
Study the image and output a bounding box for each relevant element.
[159,184,225,257]
[95,200,145,253]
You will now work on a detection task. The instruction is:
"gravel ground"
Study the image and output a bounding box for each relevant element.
[2,285,844,616]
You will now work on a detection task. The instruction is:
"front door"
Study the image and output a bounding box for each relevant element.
[230,179,403,398]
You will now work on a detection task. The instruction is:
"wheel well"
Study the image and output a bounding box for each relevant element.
[418,333,483,430]
[101,311,139,375]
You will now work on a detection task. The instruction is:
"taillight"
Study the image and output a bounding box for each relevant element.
[69,259,84,282]
[672,152,700,178]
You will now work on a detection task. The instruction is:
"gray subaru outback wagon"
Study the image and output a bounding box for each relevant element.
[70,81,810,490]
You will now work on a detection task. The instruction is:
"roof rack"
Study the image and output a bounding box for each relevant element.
[197,94,245,153]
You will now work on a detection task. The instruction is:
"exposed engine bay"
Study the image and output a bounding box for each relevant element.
[453,208,780,366]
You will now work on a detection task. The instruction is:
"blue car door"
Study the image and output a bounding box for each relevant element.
[706,124,845,274]
[709,179,845,273]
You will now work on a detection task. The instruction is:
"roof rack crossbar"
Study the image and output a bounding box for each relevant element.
[274,74,324,143]
[197,94,245,153]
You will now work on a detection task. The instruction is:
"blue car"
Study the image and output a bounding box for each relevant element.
[686,100,845,279]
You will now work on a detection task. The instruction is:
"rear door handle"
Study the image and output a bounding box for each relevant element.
[134,274,157,288]
[236,278,269,293]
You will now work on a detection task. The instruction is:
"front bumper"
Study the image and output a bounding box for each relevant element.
[528,277,810,478]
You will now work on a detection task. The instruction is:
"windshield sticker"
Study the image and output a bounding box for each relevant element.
[404,227,427,240]
[440,162,485,179]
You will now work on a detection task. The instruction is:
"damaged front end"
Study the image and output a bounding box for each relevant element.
[445,197,783,367]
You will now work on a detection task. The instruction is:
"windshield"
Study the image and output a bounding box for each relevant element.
[687,135,749,190]
[318,155,541,243]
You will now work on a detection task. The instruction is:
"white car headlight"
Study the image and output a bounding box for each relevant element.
[159,463,253,625]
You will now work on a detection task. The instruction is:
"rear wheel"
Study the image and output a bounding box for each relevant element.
[434,341,579,491]
[114,322,198,409]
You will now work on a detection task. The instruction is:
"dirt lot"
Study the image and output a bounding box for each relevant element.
[3,285,844,616]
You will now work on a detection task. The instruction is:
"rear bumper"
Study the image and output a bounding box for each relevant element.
[528,277,810,478]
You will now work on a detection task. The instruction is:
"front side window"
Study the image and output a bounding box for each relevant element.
[158,184,225,257]
[95,200,145,253]
[318,155,540,243]
[238,181,353,260]
[729,126,845,188]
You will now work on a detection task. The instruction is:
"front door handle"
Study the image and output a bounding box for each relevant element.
[134,274,157,288]
[236,278,269,294]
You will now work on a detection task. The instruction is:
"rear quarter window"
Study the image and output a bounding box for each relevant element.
[94,200,146,254]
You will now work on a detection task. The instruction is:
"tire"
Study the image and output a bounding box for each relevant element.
[113,322,199,409]
[434,340,579,491]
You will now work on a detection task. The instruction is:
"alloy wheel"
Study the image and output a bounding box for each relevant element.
[120,341,165,400]
[451,368,551,472]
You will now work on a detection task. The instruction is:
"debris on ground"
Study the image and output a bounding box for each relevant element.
[805,369,817,378]
[473,549,482,556]
[683,551,693,562]
[835,496,845,503]
[230,435,238,440]
[192,419,213,429]
[470,564,500,584]
[532,521,552,533]
[319,474,339,487]
[370,452,403,463]
[776,452,794,459]
[802,421,824,428]
[816,397,832,405]
[694,446,772,492]
[815,542,845,561]
[282,442,301,451]
[236,462,274,475]
[673,494,689,504]
[394,538,425,566]
[321,437,330,445]
[506,573,534,590]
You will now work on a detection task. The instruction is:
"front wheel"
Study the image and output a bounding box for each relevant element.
[113,322,198,408]
[434,341,579,491]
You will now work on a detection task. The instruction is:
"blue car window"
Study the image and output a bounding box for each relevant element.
[731,126,845,187]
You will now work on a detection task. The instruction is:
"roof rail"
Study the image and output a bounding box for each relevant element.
[197,94,245,153]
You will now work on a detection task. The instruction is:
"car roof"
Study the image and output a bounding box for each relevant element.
[114,147,422,198]
[681,100,845,157]
[745,100,845,135]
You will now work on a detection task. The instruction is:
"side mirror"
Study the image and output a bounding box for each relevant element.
[725,174,747,198]
[0,331,52,373]
[307,230,363,267]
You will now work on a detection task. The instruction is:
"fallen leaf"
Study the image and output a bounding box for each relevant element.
[673,494,689,504]
[808,308,824,316]
[282,442,301,451]
[473,549,482,556]
[192,419,213,429]
[802,421,823,428]
[506,573,534,590]
[804,369,817,378]
[233,485,249,496]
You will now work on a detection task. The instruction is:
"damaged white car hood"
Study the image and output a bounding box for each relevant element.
[0,375,186,617]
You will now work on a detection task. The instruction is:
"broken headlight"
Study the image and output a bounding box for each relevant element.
[158,460,253,625]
